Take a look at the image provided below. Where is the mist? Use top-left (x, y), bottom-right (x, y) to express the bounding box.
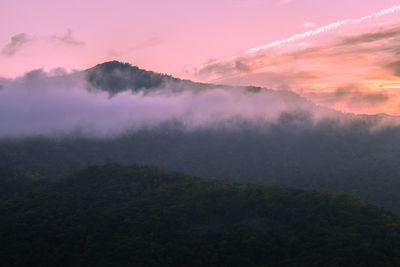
top-left (1, 64), bottom-right (399, 138)
top-left (0, 67), bottom-right (313, 137)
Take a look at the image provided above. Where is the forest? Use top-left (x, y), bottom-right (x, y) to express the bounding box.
top-left (1, 164), bottom-right (400, 266)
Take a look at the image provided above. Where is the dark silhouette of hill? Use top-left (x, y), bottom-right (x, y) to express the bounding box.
top-left (85, 61), bottom-right (318, 110)
top-left (86, 61), bottom-right (219, 94)
top-left (1, 164), bottom-right (400, 266)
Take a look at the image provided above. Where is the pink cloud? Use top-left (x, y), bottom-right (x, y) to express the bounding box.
top-left (195, 11), bottom-right (400, 115)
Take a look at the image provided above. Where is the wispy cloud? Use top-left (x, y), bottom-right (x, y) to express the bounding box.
top-left (1, 33), bottom-right (34, 56)
top-left (1, 29), bottom-right (84, 56)
top-left (247, 4), bottom-right (400, 53)
top-left (52, 29), bottom-right (85, 46)
top-left (246, 25), bottom-right (400, 113)
top-left (309, 85), bottom-right (390, 106)
top-left (340, 27), bottom-right (400, 45)
top-left (195, 5), bottom-right (400, 115)
top-left (197, 4), bottom-right (400, 74)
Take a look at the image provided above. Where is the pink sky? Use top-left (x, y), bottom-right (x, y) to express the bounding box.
top-left (1, 0), bottom-right (400, 114)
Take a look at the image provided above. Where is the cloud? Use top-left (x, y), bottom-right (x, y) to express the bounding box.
top-left (197, 4), bottom-right (400, 75)
top-left (1, 29), bottom-right (84, 56)
top-left (0, 68), bottom-right (294, 137)
top-left (211, 70), bottom-right (318, 91)
top-left (341, 26), bottom-right (400, 45)
top-left (1, 33), bottom-right (34, 56)
top-left (303, 85), bottom-right (391, 114)
top-left (52, 29), bottom-right (84, 46)
top-left (235, 60), bottom-right (252, 72)
top-left (1, 64), bottom-right (400, 139)
top-left (387, 61), bottom-right (400, 76)
top-left (194, 9), bottom-right (400, 115)
top-left (247, 4), bottom-right (400, 53)
top-left (197, 25), bottom-right (400, 80)
top-left (333, 86), bottom-right (389, 104)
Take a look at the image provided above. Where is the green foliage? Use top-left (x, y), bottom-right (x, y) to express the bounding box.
top-left (1, 164), bottom-right (400, 266)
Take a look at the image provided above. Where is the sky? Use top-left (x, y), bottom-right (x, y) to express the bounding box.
top-left (1, 0), bottom-right (400, 115)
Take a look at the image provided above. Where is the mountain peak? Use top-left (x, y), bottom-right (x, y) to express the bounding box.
top-left (85, 61), bottom-right (219, 95)
top-left (90, 61), bottom-right (139, 72)
top-left (86, 61), bottom-right (173, 94)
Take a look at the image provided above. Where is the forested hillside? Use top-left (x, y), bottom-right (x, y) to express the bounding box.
top-left (1, 164), bottom-right (400, 266)
top-left (2, 118), bottom-right (400, 213)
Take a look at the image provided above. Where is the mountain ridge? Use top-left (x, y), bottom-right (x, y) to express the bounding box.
top-left (85, 61), bottom-right (400, 121)
top-left (85, 60), bottom-right (221, 95)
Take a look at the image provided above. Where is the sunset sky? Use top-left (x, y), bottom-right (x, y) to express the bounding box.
top-left (1, 0), bottom-right (400, 114)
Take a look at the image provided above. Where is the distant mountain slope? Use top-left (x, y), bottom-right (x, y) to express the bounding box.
top-left (1, 164), bottom-right (400, 266)
top-left (85, 61), bottom-right (319, 111)
top-left (2, 119), bottom-right (400, 213)
top-left (86, 61), bottom-right (219, 94)
top-left (85, 61), bottom-right (397, 120)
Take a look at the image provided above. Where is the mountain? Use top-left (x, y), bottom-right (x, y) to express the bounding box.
top-left (85, 61), bottom-right (397, 120)
top-left (1, 164), bottom-right (400, 266)
top-left (85, 61), bottom-right (319, 110)
top-left (86, 61), bottom-right (219, 94)
top-left (2, 61), bottom-right (400, 214)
